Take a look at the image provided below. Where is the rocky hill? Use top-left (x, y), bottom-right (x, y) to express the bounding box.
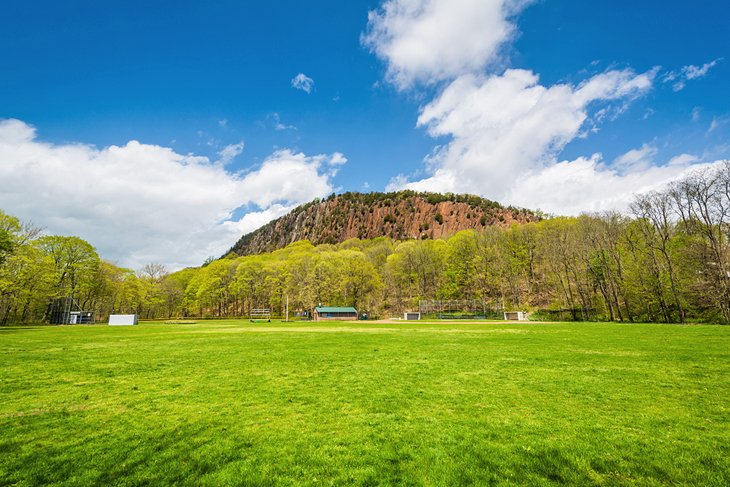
top-left (228, 191), bottom-right (541, 256)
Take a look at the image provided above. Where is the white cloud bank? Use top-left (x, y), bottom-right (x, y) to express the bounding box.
top-left (371, 0), bottom-right (721, 215)
top-left (0, 119), bottom-right (344, 269)
top-left (387, 68), bottom-right (665, 206)
top-left (506, 154), bottom-right (722, 215)
top-left (363, 0), bottom-right (530, 89)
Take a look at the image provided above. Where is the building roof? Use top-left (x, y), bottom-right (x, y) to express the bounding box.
top-left (315, 306), bottom-right (358, 313)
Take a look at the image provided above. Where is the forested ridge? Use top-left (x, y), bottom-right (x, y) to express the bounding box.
top-left (1, 162), bottom-right (729, 324)
top-left (229, 190), bottom-right (540, 256)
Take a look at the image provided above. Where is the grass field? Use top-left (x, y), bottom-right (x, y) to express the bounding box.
top-left (1, 320), bottom-right (729, 486)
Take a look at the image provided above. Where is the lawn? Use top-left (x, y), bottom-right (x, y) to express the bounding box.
top-left (1, 320), bottom-right (729, 486)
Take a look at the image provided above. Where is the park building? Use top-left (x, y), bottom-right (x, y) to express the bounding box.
top-left (313, 306), bottom-right (358, 321)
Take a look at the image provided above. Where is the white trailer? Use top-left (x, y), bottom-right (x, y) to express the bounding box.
top-left (108, 314), bottom-right (138, 326)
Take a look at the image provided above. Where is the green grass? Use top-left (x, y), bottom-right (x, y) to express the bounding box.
top-left (1, 320), bottom-right (729, 486)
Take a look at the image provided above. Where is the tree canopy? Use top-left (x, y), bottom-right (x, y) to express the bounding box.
top-left (1, 162), bottom-right (728, 324)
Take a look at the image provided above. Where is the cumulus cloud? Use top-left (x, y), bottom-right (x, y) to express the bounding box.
top-left (367, 0), bottom-right (716, 215)
top-left (239, 150), bottom-right (345, 208)
top-left (390, 68), bottom-right (655, 196)
top-left (505, 155), bottom-right (724, 215)
top-left (0, 119), bottom-right (343, 270)
top-left (362, 0), bottom-right (531, 89)
top-left (386, 66), bottom-right (712, 214)
top-left (329, 152), bottom-right (347, 165)
top-left (219, 204), bottom-right (294, 242)
top-left (291, 73), bottom-right (314, 93)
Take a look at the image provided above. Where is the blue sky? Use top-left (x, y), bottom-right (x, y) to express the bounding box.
top-left (1, 0), bottom-right (728, 269)
top-left (2, 1), bottom-right (431, 190)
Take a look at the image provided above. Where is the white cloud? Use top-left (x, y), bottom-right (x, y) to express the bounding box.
top-left (329, 152), bottom-right (347, 165)
top-left (385, 174), bottom-right (412, 192)
top-left (683, 59), bottom-right (721, 79)
top-left (239, 150), bottom-right (344, 208)
top-left (665, 58), bottom-right (722, 91)
top-left (270, 112), bottom-right (297, 131)
top-left (217, 141), bottom-right (244, 165)
top-left (667, 153), bottom-right (698, 166)
top-left (612, 144), bottom-right (657, 173)
top-left (362, 0), bottom-right (531, 89)
top-left (365, 0), bottom-right (717, 216)
top-left (0, 119), bottom-right (343, 270)
top-left (391, 68), bottom-right (655, 196)
top-left (291, 73), bottom-right (314, 93)
top-left (505, 154), bottom-right (724, 215)
top-left (219, 204), bottom-right (295, 241)
top-left (218, 119), bottom-right (228, 128)
top-left (661, 71), bottom-right (678, 83)
top-left (383, 66), bottom-right (702, 214)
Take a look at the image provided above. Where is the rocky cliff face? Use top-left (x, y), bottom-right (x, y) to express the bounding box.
top-left (228, 191), bottom-right (540, 256)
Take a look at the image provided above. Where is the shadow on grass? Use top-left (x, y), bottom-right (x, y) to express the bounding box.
top-left (1, 420), bottom-right (267, 486)
top-left (0, 326), bottom-right (47, 333)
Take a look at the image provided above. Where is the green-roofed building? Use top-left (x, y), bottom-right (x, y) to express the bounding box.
top-left (313, 306), bottom-right (358, 321)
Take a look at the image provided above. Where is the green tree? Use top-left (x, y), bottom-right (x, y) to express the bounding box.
top-left (36, 236), bottom-right (101, 301)
top-left (385, 239), bottom-right (445, 311)
top-left (0, 242), bottom-right (55, 323)
top-left (338, 249), bottom-right (382, 310)
top-left (441, 230), bottom-right (477, 300)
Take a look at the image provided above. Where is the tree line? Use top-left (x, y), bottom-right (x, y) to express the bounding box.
top-left (1, 162), bottom-right (728, 324)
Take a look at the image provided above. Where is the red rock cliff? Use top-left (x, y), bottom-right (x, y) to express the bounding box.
top-left (228, 191), bottom-right (540, 256)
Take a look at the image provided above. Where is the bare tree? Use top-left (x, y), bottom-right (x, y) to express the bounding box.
top-left (670, 163), bottom-right (730, 321)
top-left (630, 192), bottom-right (685, 323)
top-left (139, 263), bottom-right (168, 282)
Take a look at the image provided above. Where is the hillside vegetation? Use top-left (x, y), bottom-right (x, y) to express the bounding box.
top-left (1, 163), bottom-right (728, 324)
top-left (229, 191), bottom-right (540, 256)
